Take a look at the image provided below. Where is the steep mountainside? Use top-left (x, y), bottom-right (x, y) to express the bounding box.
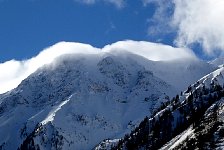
top-left (106, 50), bottom-right (216, 91)
top-left (109, 66), bottom-right (224, 150)
top-left (0, 51), bottom-right (217, 150)
top-left (0, 53), bottom-right (176, 150)
top-left (143, 59), bottom-right (216, 91)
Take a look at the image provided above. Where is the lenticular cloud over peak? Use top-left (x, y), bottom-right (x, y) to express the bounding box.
top-left (103, 40), bottom-right (196, 61)
top-left (0, 42), bottom-right (100, 94)
top-left (0, 40), bottom-right (196, 94)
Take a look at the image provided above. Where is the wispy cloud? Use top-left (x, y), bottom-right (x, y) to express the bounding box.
top-left (144, 0), bottom-right (224, 56)
top-left (143, 0), bottom-right (175, 41)
top-left (105, 21), bottom-right (116, 34)
top-left (0, 40), bottom-right (196, 94)
top-left (74, 0), bottom-right (125, 8)
top-left (172, 0), bottom-right (224, 55)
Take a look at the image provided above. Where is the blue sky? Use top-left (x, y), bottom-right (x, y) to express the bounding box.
top-left (0, 0), bottom-right (224, 62)
top-left (0, 0), bottom-right (156, 62)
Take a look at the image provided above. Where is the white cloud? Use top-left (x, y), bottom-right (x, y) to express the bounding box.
top-left (145, 0), bottom-right (224, 55)
top-left (143, 0), bottom-right (174, 37)
top-left (0, 42), bottom-right (100, 94)
top-left (0, 40), bottom-right (196, 94)
top-left (103, 40), bottom-right (196, 61)
top-left (172, 0), bottom-right (224, 55)
top-left (74, 0), bottom-right (125, 8)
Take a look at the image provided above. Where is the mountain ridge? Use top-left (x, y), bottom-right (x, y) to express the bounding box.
top-left (108, 63), bottom-right (224, 150)
top-left (0, 50), bottom-right (219, 150)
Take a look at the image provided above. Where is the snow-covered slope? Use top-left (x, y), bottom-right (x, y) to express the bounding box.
top-left (143, 58), bottom-right (216, 91)
top-left (108, 65), bottom-right (224, 150)
top-left (102, 50), bottom-right (216, 91)
top-left (0, 52), bottom-right (178, 150)
top-left (161, 66), bottom-right (224, 150)
top-left (0, 48), bottom-right (217, 150)
top-left (160, 98), bottom-right (224, 150)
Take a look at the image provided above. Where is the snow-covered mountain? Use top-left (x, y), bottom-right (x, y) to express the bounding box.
top-left (0, 47), bottom-right (217, 150)
top-left (162, 66), bottom-right (224, 150)
top-left (139, 58), bottom-right (216, 91)
top-left (109, 64), bottom-right (224, 150)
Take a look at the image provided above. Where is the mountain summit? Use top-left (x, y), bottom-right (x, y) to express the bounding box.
top-left (0, 46), bottom-right (217, 150)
